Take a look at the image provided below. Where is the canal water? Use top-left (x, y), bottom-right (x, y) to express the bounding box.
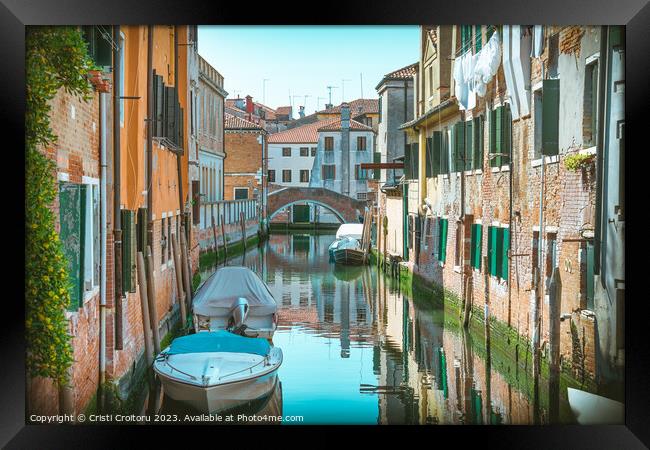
top-left (154, 231), bottom-right (602, 425)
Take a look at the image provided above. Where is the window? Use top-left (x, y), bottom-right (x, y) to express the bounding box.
top-left (58, 183), bottom-right (101, 298)
top-left (474, 25), bottom-right (483, 52)
top-left (322, 165), bottom-right (335, 180)
top-left (268, 169), bottom-right (275, 183)
top-left (324, 136), bottom-right (334, 151)
top-left (460, 25), bottom-right (473, 53)
top-left (355, 164), bottom-right (368, 180)
top-left (437, 218), bottom-right (448, 262)
top-left (282, 147), bottom-right (291, 157)
top-left (357, 136), bottom-right (367, 151)
top-left (81, 26), bottom-right (113, 67)
top-left (425, 132), bottom-right (442, 178)
top-left (404, 143), bottom-right (419, 179)
top-left (356, 192), bottom-right (368, 200)
top-left (234, 187), bottom-right (248, 199)
top-left (541, 79), bottom-right (560, 156)
top-left (300, 147), bottom-right (309, 157)
top-left (583, 57), bottom-right (599, 148)
top-left (282, 170), bottom-right (292, 183)
top-left (470, 223), bottom-right (482, 270)
top-left (311, 147), bottom-right (317, 156)
top-left (533, 89), bottom-right (543, 159)
top-left (452, 122), bottom-right (465, 172)
top-left (487, 225), bottom-right (510, 281)
top-left (548, 33), bottom-right (559, 79)
top-left (161, 217), bottom-right (167, 265)
top-left (473, 115), bottom-right (484, 170)
top-left (167, 216), bottom-right (172, 261)
top-left (489, 104), bottom-right (512, 167)
top-left (300, 170), bottom-right (310, 183)
top-left (441, 128), bottom-right (451, 174)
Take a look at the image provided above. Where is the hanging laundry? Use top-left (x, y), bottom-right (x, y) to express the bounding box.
top-left (453, 50), bottom-right (475, 110)
top-left (473, 31), bottom-right (501, 98)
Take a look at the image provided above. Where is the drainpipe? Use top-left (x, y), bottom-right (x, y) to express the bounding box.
top-left (99, 91), bottom-right (108, 387)
top-left (113, 25), bottom-right (123, 350)
top-left (146, 25), bottom-right (154, 247)
top-left (594, 26), bottom-right (608, 275)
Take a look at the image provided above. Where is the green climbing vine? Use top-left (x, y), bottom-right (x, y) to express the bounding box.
top-left (26, 26), bottom-right (96, 384)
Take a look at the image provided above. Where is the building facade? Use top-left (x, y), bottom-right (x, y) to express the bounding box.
top-left (389, 25), bottom-right (624, 390)
top-left (310, 103), bottom-right (375, 204)
top-left (223, 113), bottom-right (268, 220)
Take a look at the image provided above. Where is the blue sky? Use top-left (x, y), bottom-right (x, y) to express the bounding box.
top-left (198, 26), bottom-right (419, 116)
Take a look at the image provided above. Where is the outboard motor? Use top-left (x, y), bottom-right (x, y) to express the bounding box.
top-left (228, 297), bottom-right (249, 335)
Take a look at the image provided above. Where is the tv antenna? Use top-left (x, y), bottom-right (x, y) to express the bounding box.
top-left (326, 86), bottom-right (338, 106)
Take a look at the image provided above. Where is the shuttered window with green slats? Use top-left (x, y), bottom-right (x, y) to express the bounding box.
top-left (438, 218), bottom-right (448, 262)
top-left (425, 137), bottom-right (434, 178)
top-left (453, 122), bottom-right (465, 173)
top-left (404, 143), bottom-right (412, 179)
top-left (474, 25), bottom-right (483, 52)
top-left (470, 223), bottom-right (482, 270)
top-left (487, 225), bottom-right (509, 280)
top-left (411, 143), bottom-right (419, 180)
top-left (465, 120), bottom-right (473, 170)
top-left (432, 131), bottom-right (442, 177)
top-left (542, 79), bottom-right (560, 156)
top-left (473, 116), bottom-right (484, 171)
top-left (489, 105), bottom-right (512, 167)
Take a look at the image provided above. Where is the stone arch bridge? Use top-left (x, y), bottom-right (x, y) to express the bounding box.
top-left (267, 187), bottom-right (366, 223)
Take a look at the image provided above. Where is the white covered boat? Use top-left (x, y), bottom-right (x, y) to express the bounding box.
top-left (329, 223), bottom-right (365, 262)
top-left (154, 331), bottom-right (283, 413)
top-left (567, 387), bottom-right (624, 425)
top-left (193, 266), bottom-right (278, 339)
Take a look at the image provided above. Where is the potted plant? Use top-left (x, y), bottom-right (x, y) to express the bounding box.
top-left (564, 152), bottom-right (596, 172)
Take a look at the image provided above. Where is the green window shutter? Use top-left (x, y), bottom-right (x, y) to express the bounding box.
top-left (432, 131), bottom-right (442, 176)
top-left (59, 183), bottom-right (83, 310)
top-left (465, 120), bottom-right (473, 170)
top-left (494, 106), bottom-right (504, 167)
top-left (502, 104), bottom-right (512, 165)
top-left (472, 223), bottom-right (482, 269)
top-left (489, 107), bottom-right (497, 167)
top-left (475, 26), bottom-right (482, 52)
top-left (425, 137), bottom-right (433, 178)
top-left (542, 79), bottom-right (560, 156)
top-left (501, 227), bottom-right (510, 281)
top-left (453, 122), bottom-right (465, 172)
top-left (489, 226), bottom-right (499, 276)
top-left (404, 143), bottom-right (412, 179)
top-left (137, 207), bottom-right (148, 253)
top-left (473, 116), bottom-right (483, 171)
top-left (121, 210), bottom-right (136, 293)
top-left (439, 218), bottom-right (448, 262)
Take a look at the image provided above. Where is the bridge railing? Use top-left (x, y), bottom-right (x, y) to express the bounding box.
top-left (198, 198), bottom-right (259, 230)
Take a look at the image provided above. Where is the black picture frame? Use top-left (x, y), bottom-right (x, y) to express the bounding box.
top-left (2, 0), bottom-right (645, 447)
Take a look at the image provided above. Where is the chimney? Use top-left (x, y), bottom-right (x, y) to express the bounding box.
top-left (341, 102), bottom-right (350, 197)
top-left (299, 105), bottom-right (305, 118)
top-left (325, 103), bottom-right (333, 110)
top-left (245, 95), bottom-right (254, 115)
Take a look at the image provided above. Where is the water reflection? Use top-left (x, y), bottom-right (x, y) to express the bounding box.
top-left (184, 232), bottom-right (602, 425)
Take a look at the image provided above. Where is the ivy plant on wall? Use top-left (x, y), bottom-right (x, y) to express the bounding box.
top-left (25, 26), bottom-right (95, 385)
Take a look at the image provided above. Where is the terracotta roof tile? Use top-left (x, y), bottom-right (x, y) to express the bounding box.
top-left (317, 118), bottom-right (373, 132)
top-left (384, 62), bottom-right (418, 80)
top-left (224, 113), bottom-right (264, 130)
top-left (317, 98), bottom-right (379, 115)
top-left (275, 106), bottom-right (292, 116)
top-left (268, 118), bottom-right (337, 143)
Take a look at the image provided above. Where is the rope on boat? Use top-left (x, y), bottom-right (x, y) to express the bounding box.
top-left (218, 355), bottom-right (271, 381)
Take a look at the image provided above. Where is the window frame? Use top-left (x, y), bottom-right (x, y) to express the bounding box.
top-left (234, 187), bottom-right (249, 200)
top-left (282, 147), bottom-right (291, 157)
top-left (282, 169), bottom-right (292, 183)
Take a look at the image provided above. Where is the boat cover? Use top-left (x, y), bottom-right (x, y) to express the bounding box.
top-left (335, 223), bottom-right (364, 240)
top-left (335, 236), bottom-right (360, 250)
top-left (166, 330), bottom-right (270, 357)
top-left (193, 266), bottom-right (277, 317)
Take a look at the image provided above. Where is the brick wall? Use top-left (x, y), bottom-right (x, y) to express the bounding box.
top-left (224, 132), bottom-right (264, 201)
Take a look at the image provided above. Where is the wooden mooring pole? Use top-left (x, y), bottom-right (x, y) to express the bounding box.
top-left (240, 211), bottom-right (246, 251)
top-left (136, 251), bottom-right (154, 366)
top-left (180, 231), bottom-right (193, 308)
top-left (171, 233), bottom-right (187, 329)
top-left (220, 214), bottom-right (228, 260)
top-left (145, 246), bottom-right (161, 355)
top-left (211, 203), bottom-right (218, 262)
